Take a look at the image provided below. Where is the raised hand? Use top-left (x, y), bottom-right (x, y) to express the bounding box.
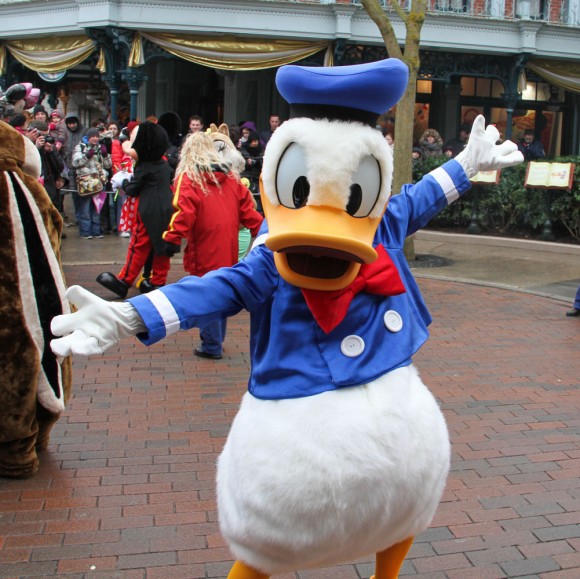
top-left (455, 115), bottom-right (524, 178)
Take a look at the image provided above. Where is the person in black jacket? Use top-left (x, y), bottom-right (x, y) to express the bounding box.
top-left (240, 131), bottom-right (264, 212)
top-left (517, 129), bottom-right (545, 161)
top-left (96, 121), bottom-right (174, 298)
top-left (27, 120), bottom-right (65, 214)
top-left (158, 111), bottom-right (183, 179)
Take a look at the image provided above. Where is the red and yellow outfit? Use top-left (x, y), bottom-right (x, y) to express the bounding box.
top-left (163, 170), bottom-right (263, 276)
top-left (163, 168), bottom-right (263, 356)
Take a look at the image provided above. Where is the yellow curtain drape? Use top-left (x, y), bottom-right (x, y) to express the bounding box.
top-left (129, 34), bottom-right (145, 67)
top-left (2, 36), bottom-right (95, 73)
top-left (527, 59), bottom-right (580, 94)
top-left (131, 32), bottom-right (329, 71)
top-left (323, 45), bottom-right (334, 67)
top-left (0, 45), bottom-right (6, 76)
top-left (96, 48), bottom-right (106, 74)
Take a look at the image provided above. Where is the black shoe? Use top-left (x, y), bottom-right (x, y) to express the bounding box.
top-left (194, 347), bottom-right (222, 360)
top-left (566, 308), bottom-right (580, 317)
top-left (96, 272), bottom-right (129, 299)
top-left (139, 279), bottom-right (163, 294)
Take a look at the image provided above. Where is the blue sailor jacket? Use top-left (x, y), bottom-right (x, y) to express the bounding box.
top-left (129, 160), bottom-right (471, 400)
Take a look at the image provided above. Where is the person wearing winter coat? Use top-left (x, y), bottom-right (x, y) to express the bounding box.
top-left (71, 128), bottom-right (112, 238)
top-left (236, 120), bottom-right (259, 150)
top-left (27, 120), bottom-right (65, 216)
top-left (419, 128), bottom-right (444, 159)
top-left (96, 121), bottom-right (174, 298)
top-left (517, 129), bottom-right (545, 161)
top-left (48, 110), bottom-right (66, 148)
top-left (240, 131), bottom-right (264, 212)
top-left (161, 131), bottom-right (263, 359)
top-left (62, 113), bottom-right (88, 223)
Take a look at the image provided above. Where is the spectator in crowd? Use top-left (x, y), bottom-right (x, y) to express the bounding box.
top-left (443, 145), bottom-right (454, 158)
top-left (160, 131), bottom-right (263, 359)
top-left (260, 113), bottom-right (281, 147)
top-left (103, 121), bottom-right (123, 233)
top-left (445, 123), bottom-right (471, 157)
top-left (87, 120), bottom-right (115, 233)
top-left (8, 113), bottom-right (28, 135)
top-left (26, 120), bottom-right (65, 222)
top-left (240, 131), bottom-right (264, 212)
top-left (48, 110), bottom-right (66, 148)
top-left (96, 121), bottom-right (173, 297)
top-left (237, 121), bottom-right (258, 150)
top-left (62, 113), bottom-right (88, 224)
top-left (32, 104), bottom-right (49, 124)
top-left (419, 128), bottom-right (444, 158)
top-left (411, 147), bottom-right (422, 183)
top-left (115, 121), bottom-right (140, 238)
top-left (107, 121), bottom-right (120, 139)
top-left (158, 111), bottom-right (183, 178)
top-left (71, 127), bottom-right (112, 239)
top-left (54, 172), bottom-right (73, 228)
top-left (384, 131), bottom-right (394, 153)
top-left (188, 115), bottom-right (204, 134)
top-left (517, 129), bottom-right (545, 161)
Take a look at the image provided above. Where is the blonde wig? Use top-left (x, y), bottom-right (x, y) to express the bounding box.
top-left (175, 131), bottom-right (232, 193)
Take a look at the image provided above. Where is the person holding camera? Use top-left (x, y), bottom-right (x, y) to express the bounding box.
top-left (26, 120), bottom-right (65, 218)
top-left (240, 131), bottom-right (264, 213)
top-left (71, 128), bottom-right (112, 239)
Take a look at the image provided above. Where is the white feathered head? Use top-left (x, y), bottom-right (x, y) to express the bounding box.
top-left (260, 59), bottom-right (408, 291)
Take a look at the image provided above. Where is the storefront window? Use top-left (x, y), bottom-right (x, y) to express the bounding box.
top-left (417, 80), bottom-right (432, 94)
top-left (461, 77), bottom-right (506, 98)
top-left (512, 109), bottom-right (563, 156)
top-left (460, 105), bottom-right (483, 128)
top-left (521, 81), bottom-right (550, 102)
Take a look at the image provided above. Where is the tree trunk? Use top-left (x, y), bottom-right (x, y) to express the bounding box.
top-left (359, 0), bottom-right (426, 262)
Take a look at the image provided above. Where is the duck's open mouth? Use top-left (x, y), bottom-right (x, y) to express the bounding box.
top-left (281, 247), bottom-right (363, 279)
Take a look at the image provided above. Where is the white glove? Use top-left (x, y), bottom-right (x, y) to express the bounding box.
top-left (455, 115), bottom-right (524, 178)
top-left (51, 285), bottom-right (146, 356)
top-left (111, 170), bottom-right (132, 191)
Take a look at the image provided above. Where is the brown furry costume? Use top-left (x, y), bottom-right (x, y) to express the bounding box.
top-left (0, 120), bottom-right (72, 478)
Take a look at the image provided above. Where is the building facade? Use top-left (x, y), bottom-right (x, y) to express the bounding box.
top-left (1, 0), bottom-right (579, 154)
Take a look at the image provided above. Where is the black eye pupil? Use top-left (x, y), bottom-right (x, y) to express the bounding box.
top-left (346, 184), bottom-right (362, 216)
top-left (292, 176), bottom-right (310, 208)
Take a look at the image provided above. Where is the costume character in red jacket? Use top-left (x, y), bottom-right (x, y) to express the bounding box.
top-left (162, 131), bottom-right (263, 359)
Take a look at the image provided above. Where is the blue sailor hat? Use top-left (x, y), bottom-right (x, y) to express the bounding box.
top-left (276, 58), bottom-right (409, 126)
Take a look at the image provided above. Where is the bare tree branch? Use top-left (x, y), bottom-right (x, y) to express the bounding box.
top-left (359, 0), bottom-right (403, 59)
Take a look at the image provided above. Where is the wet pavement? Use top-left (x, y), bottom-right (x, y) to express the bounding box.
top-left (0, 219), bottom-right (579, 578)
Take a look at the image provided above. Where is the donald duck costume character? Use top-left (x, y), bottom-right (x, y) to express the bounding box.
top-left (51, 59), bottom-right (523, 578)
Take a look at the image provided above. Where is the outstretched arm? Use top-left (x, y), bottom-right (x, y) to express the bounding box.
top-left (51, 246), bottom-right (278, 355)
top-left (383, 115), bottom-right (524, 242)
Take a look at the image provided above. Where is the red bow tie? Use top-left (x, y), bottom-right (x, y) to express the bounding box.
top-left (301, 244), bottom-right (406, 334)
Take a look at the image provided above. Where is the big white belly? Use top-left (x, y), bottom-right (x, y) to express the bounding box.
top-left (217, 364), bottom-right (450, 574)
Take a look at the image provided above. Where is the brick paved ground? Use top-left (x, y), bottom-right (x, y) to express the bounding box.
top-left (0, 265), bottom-right (578, 578)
